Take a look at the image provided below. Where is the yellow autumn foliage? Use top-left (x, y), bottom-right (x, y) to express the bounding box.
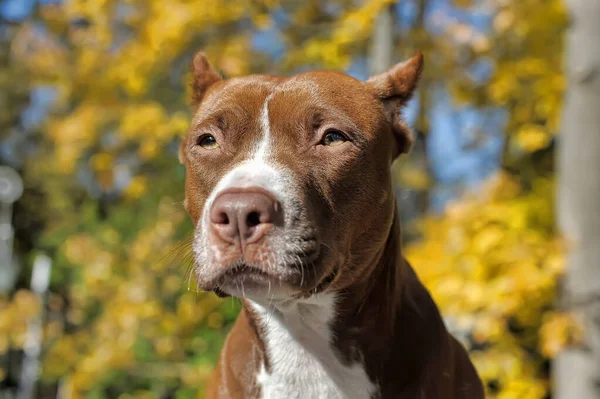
top-left (41, 201), bottom-right (230, 398)
top-left (0, 0), bottom-right (572, 397)
top-left (407, 174), bottom-right (575, 397)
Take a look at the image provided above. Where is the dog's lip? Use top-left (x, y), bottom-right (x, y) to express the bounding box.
top-left (206, 243), bottom-right (328, 296)
top-left (213, 263), bottom-right (298, 298)
top-left (223, 263), bottom-right (272, 281)
top-left (216, 263), bottom-right (292, 288)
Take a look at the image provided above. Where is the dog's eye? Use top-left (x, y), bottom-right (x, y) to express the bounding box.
top-left (320, 130), bottom-right (347, 146)
top-left (197, 134), bottom-right (219, 150)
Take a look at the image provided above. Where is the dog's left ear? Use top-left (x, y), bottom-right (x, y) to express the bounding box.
top-left (366, 52), bottom-right (424, 156)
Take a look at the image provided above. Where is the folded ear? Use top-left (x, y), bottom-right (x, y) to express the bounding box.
top-left (191, 52), bottom-right (222, 106)
top-left (366, 52), bottom-right (424, 156)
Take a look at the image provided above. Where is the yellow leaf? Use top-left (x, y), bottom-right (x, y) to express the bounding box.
top-left (540, 312), bottom-right (583, 357)
top-left (207, 312), bottom-right (224, 329)
top-left (515, 124), bottom-right (551, 152)
top-left (90, 152), bottom-right (113, 172)
top-left (124, 176), bottom-right (148, 200)
top-left (398, 168), bottom-right (431, 190)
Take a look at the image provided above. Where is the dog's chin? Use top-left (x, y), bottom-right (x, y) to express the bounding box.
top-left (216, 266), bottom-right (298, 302)
top-left (202, 260), bottom-right (339, 303)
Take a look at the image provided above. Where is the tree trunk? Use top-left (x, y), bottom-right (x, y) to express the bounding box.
top-left (554, 0), bottom-right (600, 398)
top-left (369, 4), bottom-right (394, 75)
top-left (412, 0), bottom-right (431, 215)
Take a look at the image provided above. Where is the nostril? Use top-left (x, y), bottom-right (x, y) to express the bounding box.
top-left (215, 212), bottom-right (229, 225)
top-left (210, 190), bottom-right (281, 244)
top-left (246, 211), bottom-right (261, 228)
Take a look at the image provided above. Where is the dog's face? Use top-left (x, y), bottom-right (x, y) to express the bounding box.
top-left (180, 53), bottom-right (423, 303)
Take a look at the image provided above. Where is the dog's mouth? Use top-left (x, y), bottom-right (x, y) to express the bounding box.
top-left (222, 263), bottom-right (274, 285)
top-left (209, 248), bottom-right (336, 300)
top-left (211, 261), bottom-right (300, 299)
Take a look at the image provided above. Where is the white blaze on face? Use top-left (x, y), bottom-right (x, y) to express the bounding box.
top-left (194, 92), bottom-right (295, 281)
top-left (201, 92), bottom-right (282, 218)
top-left (255, 93), bottom-right (273, 162)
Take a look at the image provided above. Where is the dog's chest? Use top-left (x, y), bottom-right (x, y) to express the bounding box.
top-left (250, 295), bottom-right (376, 399)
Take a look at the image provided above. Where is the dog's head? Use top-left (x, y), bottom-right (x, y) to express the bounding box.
top-left (179, 52), bottom-right (423, 304)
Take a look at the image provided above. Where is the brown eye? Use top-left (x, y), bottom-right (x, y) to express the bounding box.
top-left (198, 134), bottom-right (219, 150)
top-left (320, 130), bottom-right (348, 146)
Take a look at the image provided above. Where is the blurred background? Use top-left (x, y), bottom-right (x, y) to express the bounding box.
top-left (1, 0), bottom-right (599, 398)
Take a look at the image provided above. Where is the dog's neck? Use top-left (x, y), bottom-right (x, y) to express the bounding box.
top-left (245, 205), bottom-right (407, 397)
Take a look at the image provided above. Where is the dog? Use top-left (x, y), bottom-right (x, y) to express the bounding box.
top-left (178, 50), bottom-right (485, 398)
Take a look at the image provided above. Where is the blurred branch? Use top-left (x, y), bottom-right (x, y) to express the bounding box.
top-left (17, 254), bottom-right (52, 399)
top-left (369, 4), bottom-right (394, 75)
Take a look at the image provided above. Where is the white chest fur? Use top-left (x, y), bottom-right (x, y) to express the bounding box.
top-left (250, 294), bottom-right (376, 399)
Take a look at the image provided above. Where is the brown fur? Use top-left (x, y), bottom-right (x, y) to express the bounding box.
top-left (180, 52), bottom-right (484, 398)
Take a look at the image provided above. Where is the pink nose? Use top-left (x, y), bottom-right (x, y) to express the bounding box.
top-left (209, 189), bottom-right (282, 246)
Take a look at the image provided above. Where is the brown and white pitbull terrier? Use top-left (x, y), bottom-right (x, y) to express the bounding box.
top-left (179, 51), bottom-right (485, 399)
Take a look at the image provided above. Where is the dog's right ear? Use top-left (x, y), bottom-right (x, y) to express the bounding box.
top-left (191, 52), bottom-right (222, 106)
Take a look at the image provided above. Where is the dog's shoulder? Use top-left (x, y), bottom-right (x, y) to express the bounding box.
top-left (206, 308), bottom-right (264, 399)
top-left (385, 261), bottom-right (485, 398)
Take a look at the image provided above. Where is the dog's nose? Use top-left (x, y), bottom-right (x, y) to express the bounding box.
top-left (209, 189), bottom-right (282, 245)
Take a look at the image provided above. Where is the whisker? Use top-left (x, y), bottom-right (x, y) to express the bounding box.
top-left (163, 207), bottom-right (188, 219)
top-left (266, 292), bottom-right (275, 327)
top-left (187, 267), bottom-right (193, 291)
top-left (179, 256), bottom-right (200, 293)
top-left (178, 253), bottom-right (196, 282)
top-left (161, 239), bottom-right (194, 270)
top-left (158, 235), bottom-right (193, 262)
